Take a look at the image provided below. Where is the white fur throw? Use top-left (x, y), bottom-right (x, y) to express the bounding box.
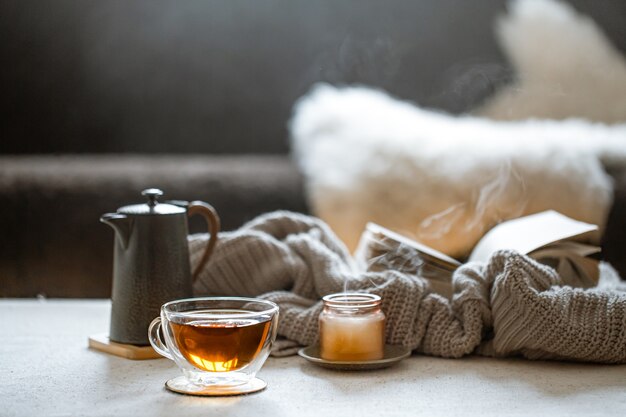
top-left (477, 0), bottom-right (626, 122)
top-left (291, 85), bottom-right (624, 257)
top-left (290, 0), bottom-right (626, 257)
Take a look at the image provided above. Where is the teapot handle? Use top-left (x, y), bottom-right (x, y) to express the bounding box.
top-left (187, 201), bottom-right (221, 282)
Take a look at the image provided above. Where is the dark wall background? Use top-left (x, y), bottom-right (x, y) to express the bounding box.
top-left (1, 0), bottom-right (625, 154)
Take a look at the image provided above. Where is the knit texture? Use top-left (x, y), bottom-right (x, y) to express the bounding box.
top-left (190, 211), bottom-right (626, 363)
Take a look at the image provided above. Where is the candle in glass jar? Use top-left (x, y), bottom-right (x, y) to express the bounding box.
top-left (319, 293), bottom-right (385, 361)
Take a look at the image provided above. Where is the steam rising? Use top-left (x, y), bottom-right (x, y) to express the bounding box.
top-left (418, 160), bottom-right (527, 252)
top-left (366, 242), bottom-right (424, 275)
top-left (315, 35), bottom-right (401, 89)
top-left (351, 228), bottom-right (424, 293)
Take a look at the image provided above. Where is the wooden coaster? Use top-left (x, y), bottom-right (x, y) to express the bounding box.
top-left (88, 333), bottom-right (162, 360)
top-left (165, 376), bottom-right (267, 396)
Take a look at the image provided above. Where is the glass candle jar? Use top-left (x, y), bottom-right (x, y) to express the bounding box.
top-left (319, 293), bottom-right (386, 361)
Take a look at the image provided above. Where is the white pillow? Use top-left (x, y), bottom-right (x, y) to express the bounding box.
top-left (290, 84), bottom-right (625, 257)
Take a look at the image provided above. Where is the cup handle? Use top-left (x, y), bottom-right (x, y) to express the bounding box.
top-left (148, 317), bottom-right (173, 360)
top-left (188, 201), bottom-right (221, 282)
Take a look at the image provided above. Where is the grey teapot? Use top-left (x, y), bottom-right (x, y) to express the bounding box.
top-left (101, 188), bottom-right (220, 345)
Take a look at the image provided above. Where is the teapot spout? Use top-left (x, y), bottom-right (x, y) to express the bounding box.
top-left (100, 213), bottom-right (131, 249)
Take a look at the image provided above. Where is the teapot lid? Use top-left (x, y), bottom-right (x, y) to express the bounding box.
top-left (117, 188), bottom-right (186, 216)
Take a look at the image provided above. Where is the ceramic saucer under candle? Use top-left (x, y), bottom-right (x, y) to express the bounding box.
top-left (298, 345), bottom-right (411, 371)
top-left (165, 376), bottom-right (267, 397)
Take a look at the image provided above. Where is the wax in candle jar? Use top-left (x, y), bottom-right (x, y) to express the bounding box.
top-left (319, 293), bottom-right (385, 361)
top-left (320, 314), bottom-right (385, 361)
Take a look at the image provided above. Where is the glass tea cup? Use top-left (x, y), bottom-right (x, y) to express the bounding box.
top-left (148, 297), bottom-right (279, 388)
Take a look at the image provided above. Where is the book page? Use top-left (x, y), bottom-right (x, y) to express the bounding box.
top-left (536, 241), bottom-right (601, 257)
top-left (364, 223), bottom-right (461, 269)
top-left (468, 211), bottom-right (599, 263)
top-left (530, 249), bottom-right (599, 287)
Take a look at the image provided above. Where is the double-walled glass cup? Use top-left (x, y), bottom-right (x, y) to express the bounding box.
top-left (149, 297), bottom-right (279, 387)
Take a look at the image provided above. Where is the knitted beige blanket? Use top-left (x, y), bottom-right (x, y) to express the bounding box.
top-left (189, 211), bottom-right (626, 363)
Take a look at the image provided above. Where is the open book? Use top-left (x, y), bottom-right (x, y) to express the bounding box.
top-left (355, 211), bottom-right (600, 297)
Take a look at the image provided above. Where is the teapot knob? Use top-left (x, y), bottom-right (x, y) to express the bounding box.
top-left (141, 188), bottom-right (163, 207)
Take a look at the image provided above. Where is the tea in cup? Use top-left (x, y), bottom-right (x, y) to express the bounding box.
top-left (149, 297), bottom-right (279, 393)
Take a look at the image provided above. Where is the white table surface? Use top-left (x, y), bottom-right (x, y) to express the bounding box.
top-left (1, 299), bottom-right (625, 417)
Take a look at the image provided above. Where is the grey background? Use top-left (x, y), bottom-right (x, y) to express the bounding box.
top-left (1, 1), bottom-right (625, 297)
top-left (2, 0), bottom-right (624, 155)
